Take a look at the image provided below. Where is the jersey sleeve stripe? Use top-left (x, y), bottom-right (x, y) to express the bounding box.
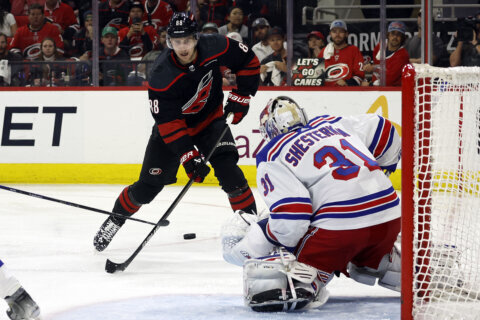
top-left (266, 222), bottom-right (279, 242)
top-left (148, 72), bottom-right (186, 92)
top-left (372, 119), bottom-right (393, 157)
top-left (245, 56), bottom-right (260, 68)
top-left (199, 36), bottom-right (230, 66)
top-left (269, 213), bottom-right (312, 220)
top-left (271, 203), bottom-right (313, 214)
top-left (377, 125), bottom-right (396, 159)
top-left (269, 197), bottom-right (312, 211)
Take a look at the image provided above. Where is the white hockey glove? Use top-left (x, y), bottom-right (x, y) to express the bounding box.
top-left (221, 210), bottom-right (274, 266)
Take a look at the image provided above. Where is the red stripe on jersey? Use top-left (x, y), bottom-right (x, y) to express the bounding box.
top-left (158, 125), bottom-right (188, 144)
top-left (236, 69), bottom-right (260, 76)
top-left (272, 203), bottom-right (313, 214)
top-left (148, 71), bottom-right (187, 92)
top-left (186, 104), bottom-right (223, 136)
top-left (374, 120), bottom-right (393, 157)
top-left (245, 56), bottom-right (260, 68)
top-left (157, 119), bottom-right (187, 136)
top-left (199, 36), bottom-right (230, 66)
top-left (157, 119), bottom-right (189, 143)
top-left (266, 223), bottom-right (279, 242)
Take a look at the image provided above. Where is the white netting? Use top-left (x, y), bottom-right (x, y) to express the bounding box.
top-left (411, 65), bottom-right (480, 319)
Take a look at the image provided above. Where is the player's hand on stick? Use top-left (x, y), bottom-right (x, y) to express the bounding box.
top-left (224, 90), bottom-right (251, 124)
top-left (180, 149), bottom-right (210, 182)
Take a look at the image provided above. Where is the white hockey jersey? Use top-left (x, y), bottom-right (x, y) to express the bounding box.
top-left (255, 114), bottom-right (401, 251)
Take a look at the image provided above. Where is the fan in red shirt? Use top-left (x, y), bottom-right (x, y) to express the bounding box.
top-left (10, 3), bottom-right (64, 60)
top-left (142, 0), bottom-right (173, 30)
top-left (118, 1), bottom-right (157, 59)
top-left (43, 0), bottom-right (79, 38)
top-left (318, 20), bottom-right (365, 87)
top-left (364, 21), bottom-right (410, 87)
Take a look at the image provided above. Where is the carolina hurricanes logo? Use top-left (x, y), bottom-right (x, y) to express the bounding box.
top-left (325, 63), bottom-right (350, 82)
top-left (129, 44), bottom-right (144, 58)
top-left (182, 70), bottom-right (213, 114)
top-left (24, 43), bottom-right (41, 60)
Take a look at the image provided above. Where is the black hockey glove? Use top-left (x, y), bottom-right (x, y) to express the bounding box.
top-left (180, 149), bottom-right (211, 183)
top-left (224, 91), bottom-right (251, 124)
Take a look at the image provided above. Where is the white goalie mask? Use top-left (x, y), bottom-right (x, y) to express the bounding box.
top-left (259, 96), bottom-right (308, 141)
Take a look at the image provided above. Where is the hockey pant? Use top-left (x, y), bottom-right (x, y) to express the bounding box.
top-left (294, 218), bottom-right (401, 285)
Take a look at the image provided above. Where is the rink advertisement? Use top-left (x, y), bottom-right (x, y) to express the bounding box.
top-left (0, 88), bottom-right (401, 187)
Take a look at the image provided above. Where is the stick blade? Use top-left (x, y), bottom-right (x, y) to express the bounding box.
top-left (105, 259), bottom-right (124, 274)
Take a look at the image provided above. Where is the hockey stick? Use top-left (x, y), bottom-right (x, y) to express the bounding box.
top-left (105, 122), bottom-right (231, 273)
top-left (0, 185), bottom-right (167, 227)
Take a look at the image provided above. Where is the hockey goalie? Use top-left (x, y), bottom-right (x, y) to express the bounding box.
top-left (221, 96), bottom-right (402, 312)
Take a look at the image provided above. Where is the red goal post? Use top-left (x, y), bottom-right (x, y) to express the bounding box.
top-left (401, 64), bottom-right (480, 320)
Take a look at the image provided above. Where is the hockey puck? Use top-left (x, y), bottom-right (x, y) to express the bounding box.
top-left (183, 233), bottom-right (196, 240)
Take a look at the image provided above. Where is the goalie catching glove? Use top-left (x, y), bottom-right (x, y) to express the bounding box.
top-left (224, 91), bottom-right (251, 124)
top-left (180, 149), bottom-right (210, 183)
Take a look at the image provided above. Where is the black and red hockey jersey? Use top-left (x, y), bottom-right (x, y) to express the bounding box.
top-left (148, 33), bottom-right (260, 157)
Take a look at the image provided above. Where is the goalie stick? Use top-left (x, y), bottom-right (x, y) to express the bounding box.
top-left (105, 119), bottom-right (232, 273)
top-left (0, 185), bottom-right (166, 227)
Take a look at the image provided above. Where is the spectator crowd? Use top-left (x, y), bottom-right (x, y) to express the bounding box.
top-left (0, 0), bottom-right (478, 87)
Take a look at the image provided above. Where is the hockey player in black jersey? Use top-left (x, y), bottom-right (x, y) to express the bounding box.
top-left (94, 12), bottom-right (260, 252)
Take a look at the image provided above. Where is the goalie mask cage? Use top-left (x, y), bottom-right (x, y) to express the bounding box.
top-left (401, 64), bottom-right (480, 320)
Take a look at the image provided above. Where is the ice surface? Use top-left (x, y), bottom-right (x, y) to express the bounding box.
top-left (0, 185), bottom-right (400, 320)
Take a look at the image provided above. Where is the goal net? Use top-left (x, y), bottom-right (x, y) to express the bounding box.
top-left (401, 64), bottom-right (480, 320)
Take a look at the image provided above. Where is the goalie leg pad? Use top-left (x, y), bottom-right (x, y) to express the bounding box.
top-left (243, 251), bottom-right (327, 312)
top-left (348, 245), bottom-right (401, 292)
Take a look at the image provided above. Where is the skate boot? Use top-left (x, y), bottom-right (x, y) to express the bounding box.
top-left (5, 287), bottom-right (40, 320)
top-left (93, 216), bottom-right (125, 252)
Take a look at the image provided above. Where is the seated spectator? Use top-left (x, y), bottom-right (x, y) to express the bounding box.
top-left (43, 0), bottom-right (78, 37)
top-left (72, 10), bottom-right (92, 60)
top-left (10, 0), bottom-right (41, 16)
top-left (364, 21), bottom-right (409, 86)
top-left (0, 4), bottom-right (17, 37)
top-left (0, 32), bottom-right (23, 86)
top-left (29, 37), bottom-right (67, 86)
top-left (119, 1), bottom-right (157, 60)
top-left (155, 26), bottom-right (167, 51)
top-left (307, 30), bottom-right (325, 58)
top-left (10, 3), bottom-right (64, 60)
top-left (260, 26), bottom-right (286, 86)
top-left (450, 11), bottom-right (480, 67)
top-left (143, 0), bottom-right (174, 31)
top-left (99, 26), bottom-right (129, 86)
top-left (251, 17), bottom-right (271, 62)
top-left (318, 20), bottom-right (365, 87)
top-left (201, 21), bottom-right (218, 34)
top-left (404, 10), bottom-right (446, 66)
top-left (218, 6), bottom-right (248, 43)
top-left (199, 0), bottom-right (228, 28)
top-left (99, 0), bottom-right (130, 31)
